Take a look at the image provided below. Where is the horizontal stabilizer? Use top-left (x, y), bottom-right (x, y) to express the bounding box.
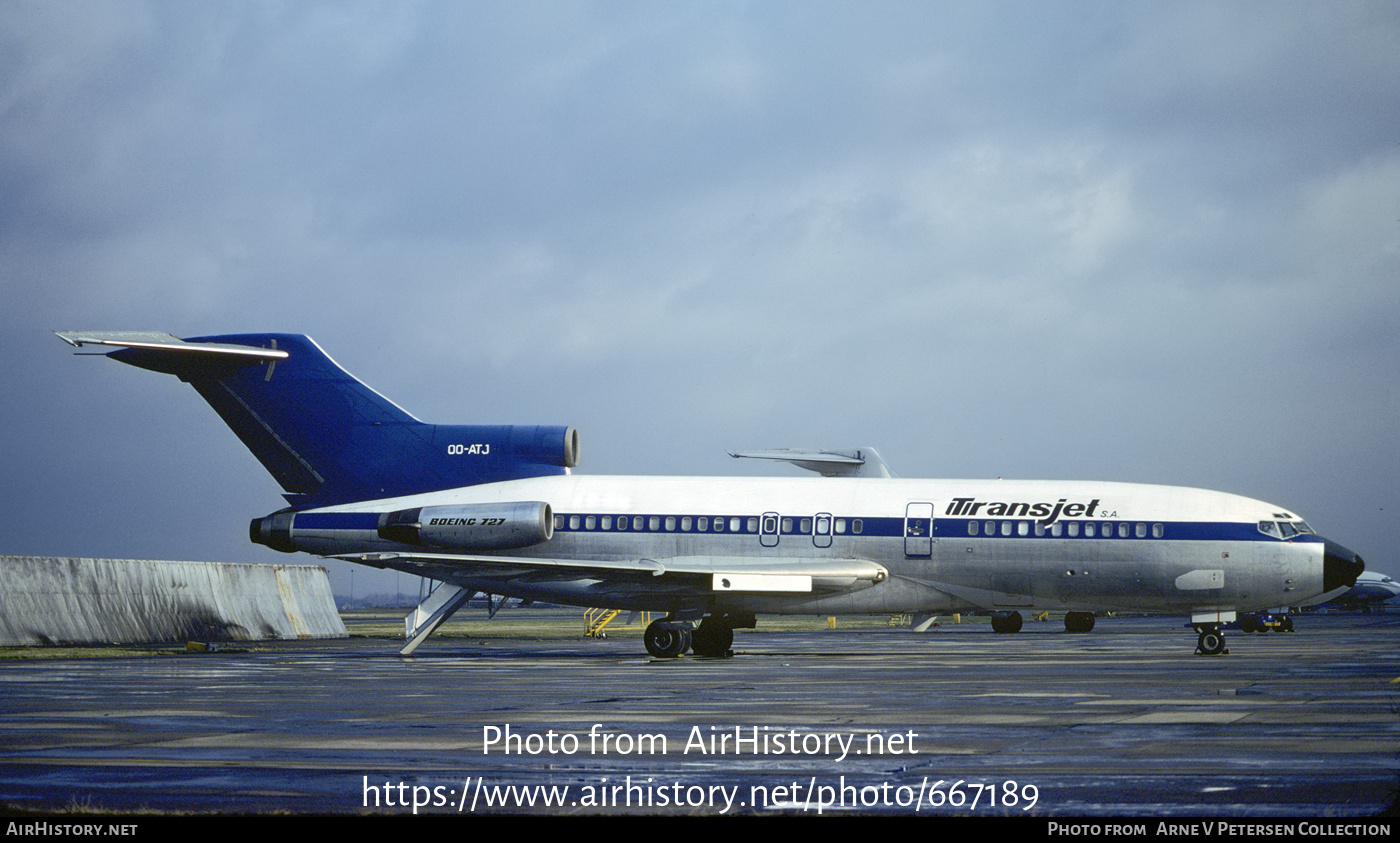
top-left (55, 331), bottom-right (288, 380)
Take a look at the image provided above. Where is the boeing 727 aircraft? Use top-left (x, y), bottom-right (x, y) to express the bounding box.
top-left (57, 331), bottom-right (1364, 658)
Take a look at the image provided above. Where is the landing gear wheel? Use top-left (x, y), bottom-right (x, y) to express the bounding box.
top-left (991, 611), bottom-right (1023, 633)
top-left (1196, 628), bottom-right (1227, 656)
top-left (644, 621), bottom-right (692, 658)
top-left (691, 619), bottom-right (735, 658)
top-left (1280, 616), bottom-right (1294, 632)
top-left (1239, 615), bottom-right (1257, 633)
top-left (1064, 611), bottom-right (1095, 633)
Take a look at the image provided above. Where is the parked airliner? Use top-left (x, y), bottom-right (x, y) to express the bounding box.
top-left (57, 331), bottom-right (1364, 658)
top-left (1302, 571), bottom-right (1400, 611)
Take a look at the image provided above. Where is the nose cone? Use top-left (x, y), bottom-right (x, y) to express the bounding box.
top-left (1322, 540), bottom-right (1365, 593)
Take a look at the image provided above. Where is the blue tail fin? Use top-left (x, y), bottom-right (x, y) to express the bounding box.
top-left (76, 332), bottom-right (578, 507)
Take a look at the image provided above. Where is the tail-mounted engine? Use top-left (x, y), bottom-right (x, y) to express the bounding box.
top-left (251, 501), bottom-right (553, 554)
top-left (378, 502), bottom-right (553, 550)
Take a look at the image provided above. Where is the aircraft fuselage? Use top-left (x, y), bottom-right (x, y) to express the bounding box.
top-left (270, 474), bottom-right (1338, 622)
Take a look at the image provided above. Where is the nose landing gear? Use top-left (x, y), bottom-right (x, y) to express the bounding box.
top-left (1194, 625), bottom-right (1229, 656)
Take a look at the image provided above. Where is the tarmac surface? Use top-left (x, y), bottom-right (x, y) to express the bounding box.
top-left (1, 612), bottom-right (1397, 817)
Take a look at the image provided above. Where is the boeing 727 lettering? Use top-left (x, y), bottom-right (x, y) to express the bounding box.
top-left (57, 331), bottom-right (1364, 657)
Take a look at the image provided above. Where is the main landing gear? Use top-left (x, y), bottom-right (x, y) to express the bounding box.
top-left (991, 611), bottom-right (1097, 633)
top-left (643, 613), bottom-right (752, 658)
top-left (1064, 611), bottom-right (1096, 633)
top-left (643, 620), bottom-right (691, 658)
top-left (990, 611), bottom-right (1023, 633)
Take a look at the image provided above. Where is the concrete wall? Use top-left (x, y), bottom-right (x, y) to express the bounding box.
top-left (0, 557), bottom-right (347, 646)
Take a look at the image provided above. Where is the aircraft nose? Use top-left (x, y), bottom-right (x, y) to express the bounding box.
top-left (1322, 539), bottom-right (1364, 593)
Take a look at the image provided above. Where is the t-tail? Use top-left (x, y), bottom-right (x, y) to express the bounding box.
top-left (55, 332), bottom-right (579, 509)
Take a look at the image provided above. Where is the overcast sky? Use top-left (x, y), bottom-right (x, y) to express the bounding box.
top-left (2, 1), bottom-right (1396, 601)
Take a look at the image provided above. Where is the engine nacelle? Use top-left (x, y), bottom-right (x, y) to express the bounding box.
top-left (251, 501), bottom-right (554, 554)
top-left (378, 501), bottom-right (553, 550)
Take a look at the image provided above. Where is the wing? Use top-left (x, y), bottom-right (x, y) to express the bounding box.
top-left (332, 551), bottom-right (888, 597)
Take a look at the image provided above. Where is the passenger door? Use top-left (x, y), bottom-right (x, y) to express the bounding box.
top-left (904, 502), bottom-right (933, 558)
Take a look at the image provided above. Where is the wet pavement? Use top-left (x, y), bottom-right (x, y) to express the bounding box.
top-left (1, 613), bottom-right (1397, 816)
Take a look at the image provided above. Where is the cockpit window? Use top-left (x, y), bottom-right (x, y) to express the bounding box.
top-left (1258, 519), bottom-right (1313, 539)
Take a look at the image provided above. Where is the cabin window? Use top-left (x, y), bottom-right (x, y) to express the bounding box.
top-left (1018, 521), bottom-right (1029, 536)
top-left (852, 519), bottom-right (863, 534)
top-left (1034, 522), bottom-right (1046, 537)
top-left (781, 517), bottom-right (793, 533)
top-left (713, 518), bottom-right (724, 532)
top-left (1067, 522), bottom-right (1079, 537)
top-left (1153, 523), bottom-right (1164, 538)
top-left (681, 517), bottom-right (692, 531)
top-left (1000, 521), bottom-right (1012, 537)
top-left (747, 517), bottom-right (758, 532)
top-left (1135, 522), bottom-right (1146, 538)
top-left (968, 521), bottom-right (979, 536)
top-left (569, 516), bottom-right (580, 530)
top-left (697, 517), bottom-right (707, 531)
top-left (649, 516), bottom-right (660, 531)
top-left (1050, 522), bottom-right (1063, 536)
top-left (665, 517), bottom-right (676, 531)
top-left (835, 519), bottom-right (847, 534)
top-left (800, 518), bottom-right (812, 533)
top-left (616, 516), bottom-right (627, 531)
top-left (1118, 522), bottom-right (1129, 538)
top-left (585, 516), bottom-right (596, 530)
top-left (1084, 522), bottom-right (1095, 537)
top-left (554, 515), bottom-right (564, 530)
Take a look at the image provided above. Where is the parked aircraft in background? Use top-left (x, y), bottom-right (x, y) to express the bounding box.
top-left (1302, 571), bottom-right (1399, 612)
top-left (57, 331), bottom-right (1364, 658)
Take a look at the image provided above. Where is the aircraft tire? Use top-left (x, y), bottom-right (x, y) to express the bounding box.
top-left (991, 612), bottom-right (1023, 634)
top-left (691, 621), bottom-right (734, 658)
top-left (644, 621), bottom-right (691, 658)
top-left (1240, 616), bottom-right (1257, 633)
top-left (1281, 616), bottom-right (1294, 632)
top-left (1064, 612), bottom-right (1095, 633)
top-left (1196, 629), bottom-right (1227, 656)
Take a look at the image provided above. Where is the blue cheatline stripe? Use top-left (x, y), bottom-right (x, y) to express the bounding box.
top-left (293, 508), bottom-right (1327, 545)
top-left (547, 514), bottom-right (1323, 543)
